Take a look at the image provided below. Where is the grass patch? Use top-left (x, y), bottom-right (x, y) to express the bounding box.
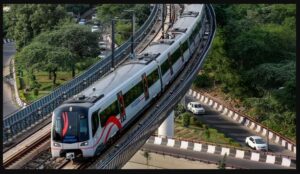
top-left (15, 69), bottom-right (76, 103)
top-left (175, 112), bottom-right (241, 148)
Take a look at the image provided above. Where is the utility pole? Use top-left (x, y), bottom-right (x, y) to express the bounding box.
top-left (124, 9), bottom-right (136, 59)
top-left (162, 4), bottom-right (165, 39)
top-left (111, 19), bottom-right (115, 69)
top-left (169, 4), bottom-right (172, 25)
top-left (131, 12), bottom-right (135, 59)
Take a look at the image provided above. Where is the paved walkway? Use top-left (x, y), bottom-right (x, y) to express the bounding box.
top-left (3, 42), bottom-right (19, 117)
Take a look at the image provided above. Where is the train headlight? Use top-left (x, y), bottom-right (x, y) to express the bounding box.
top-left (80, 141), bottom-right (89, 146)
top-left (53, 142), bottom-right (61, 147)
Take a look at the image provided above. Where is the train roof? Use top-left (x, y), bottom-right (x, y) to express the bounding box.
top-left (184, 4), bottom-right (204, 12)
top-left (143, 42), bottom-right (172, 54)
top-left (63, 4), bottom-right (204, 105)
top-left (81, 62), bottom-right (146, 98)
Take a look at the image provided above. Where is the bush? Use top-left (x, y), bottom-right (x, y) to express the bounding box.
top-left (190, 116), bottom-right (197, 125)
top-left (193, 74), bottom-right (213, 88)
top-left (18, 77), bottom-right (24, 90)
top-left (182, 112), bottom-right (192, 127)
top-left (33, 88), bottom-right (39, 96)
top-left (194, 120), bottom-right (203, 127)
top-left (19, 91), bottom-right (26, 101)
top-left (175, 104), bottom-right (186, 116)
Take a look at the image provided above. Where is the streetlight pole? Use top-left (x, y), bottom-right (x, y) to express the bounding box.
top-left (162, 4), bottom-right (165, 39)
top-left (169, 4), bottom-right (172, 25)
top-left (124, 10), bottom-right (136, 59)
top-left (111, 19), bottom-right (115, 70)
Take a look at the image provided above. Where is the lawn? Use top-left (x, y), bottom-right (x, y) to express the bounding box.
top-left (16, 70), bottom-right (83, 103)
top-left (174, 112), bottom-right (241, 147)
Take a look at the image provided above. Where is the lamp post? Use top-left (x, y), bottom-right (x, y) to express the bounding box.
top-left (111, 18), bottom-right (116, 70)
top-left (162, 4), bottom-right (165, 39)
top-left (123, 9), bottom-right (136, 59)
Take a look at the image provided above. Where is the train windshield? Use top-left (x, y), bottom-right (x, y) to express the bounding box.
top-left (52, 107), bottom-right (89, 143)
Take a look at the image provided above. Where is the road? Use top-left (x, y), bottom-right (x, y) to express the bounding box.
top-left (3, 42), bottom-right (19, 117)
top-left (143, 143), bottom-right (293, 169)
top-left (183, 94), bottom-right (296, 157)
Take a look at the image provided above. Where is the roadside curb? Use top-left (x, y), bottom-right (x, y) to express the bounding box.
top-left (3, 38), bottom-right (13, 44)
top-left (147, 136), bottom-right (296, 168)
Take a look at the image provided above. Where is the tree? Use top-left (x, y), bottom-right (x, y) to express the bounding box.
top-left (65, 4), bottom-right (91, 17)
top-left (15, 42), bottom-right (73, 85)
top-left (33, 23), bottom-right (100, 77)
top-left (6, 4), bottom-right (68, 50)
top-left (45, 47), bottom-right (73, 85)
top-left (203, 4), bottom-right (296, 140)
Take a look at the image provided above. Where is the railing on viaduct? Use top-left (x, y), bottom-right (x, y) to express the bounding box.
top-left (3, 4), bottom-right (161, 143)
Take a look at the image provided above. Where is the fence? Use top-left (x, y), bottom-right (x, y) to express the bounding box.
top-left (3, 5), bottom-right (160, 143)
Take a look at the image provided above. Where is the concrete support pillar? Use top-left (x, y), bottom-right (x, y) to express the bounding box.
top-left (158, 110), bottom-right (174, 138)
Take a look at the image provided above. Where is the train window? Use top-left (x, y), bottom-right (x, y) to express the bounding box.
top-left (147, 69), bottom-right (159, 87)
top-left (123, 81), bottom-right (144, 107)
top-left (167, 53), bottom-right (174, 75)
top-left (91, 111), bottom-right (99, 136)
top-left (181, 41), bottom-right (189, 52)
top-left (79, 115), bottom-right (89, 141)
top-left (100, 100), bottom-right (119, 127)
top-left (170, 48), bottom-right (181, 64)
top-left (161, 59), bottom-right (170, 75)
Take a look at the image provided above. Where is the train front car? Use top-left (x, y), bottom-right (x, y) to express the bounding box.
top-left (51, 103), bottom-right (93, 159)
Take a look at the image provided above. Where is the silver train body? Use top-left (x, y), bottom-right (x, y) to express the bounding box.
top-left (51, 4), bottom-right (207, 158)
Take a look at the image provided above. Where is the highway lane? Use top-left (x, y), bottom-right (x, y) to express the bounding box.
top-left (183, 94), bottom-right (296, 158)
top-left (143, 143), bottom-right (294, 169)
top-left (3, 42), bottom-right (19, 117)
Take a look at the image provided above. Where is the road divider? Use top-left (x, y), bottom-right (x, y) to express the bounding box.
top-left (3, 39), bottom-right (13, 44)
top-left (147, 136), bottom-right (296, 168)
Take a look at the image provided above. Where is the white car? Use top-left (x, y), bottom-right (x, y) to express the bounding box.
top-left (98, 54), bottom-right (106, 59)
top-left (245, 136), bottom-right (268, 151)
top-left (91, 25), bottom-right (99, 32)
top-left (187, 102), bottom-right (205, 115)
top-left (78, 19), bottom-right (86, 25)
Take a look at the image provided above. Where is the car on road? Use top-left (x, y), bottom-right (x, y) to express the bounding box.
top-left (187, 102), bottom-right (205, 115)
top-left (91, 25), bottom-right (99, 32)
top-left (245, 136), bottom-right (268, 151)
top-left (78, 19), bottom-right (86, 25)
top-left (98, 41), bottom-right (108, 51)
top-left (92, 14), bottom-right (97, 20)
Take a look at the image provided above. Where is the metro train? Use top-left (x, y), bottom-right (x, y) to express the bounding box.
top-left (51, 4), bottom-right (208, 159)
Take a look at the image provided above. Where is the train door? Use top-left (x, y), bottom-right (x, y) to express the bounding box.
top-left (117, 91), bottom-right (126, 122)
top-left (167, 53), bottom-right (174, 75)
top-left (142, 73), bottom-right (149, 100)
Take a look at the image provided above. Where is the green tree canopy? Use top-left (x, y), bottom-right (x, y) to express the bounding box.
top-left (6, 4), bottom-right (68, 49)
